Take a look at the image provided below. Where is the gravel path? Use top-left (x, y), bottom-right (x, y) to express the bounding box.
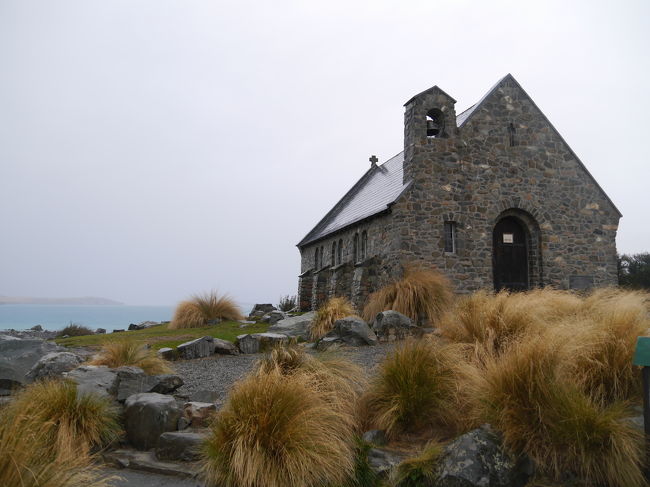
top-left (172, 343), bottom-right (395, 406)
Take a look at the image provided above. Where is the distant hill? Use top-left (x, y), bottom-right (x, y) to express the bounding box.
top-left (0, 296), bottom-right (124, 305)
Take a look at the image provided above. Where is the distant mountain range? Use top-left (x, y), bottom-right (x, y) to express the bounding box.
top-left (0, 296), bottom-right (124, 305)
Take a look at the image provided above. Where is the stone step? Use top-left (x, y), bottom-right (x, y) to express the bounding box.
top-left (102, 449), bottom-right (199, 478)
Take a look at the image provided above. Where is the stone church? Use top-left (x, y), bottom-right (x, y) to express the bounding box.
top-left (296, 74), bottom-right (620, 312)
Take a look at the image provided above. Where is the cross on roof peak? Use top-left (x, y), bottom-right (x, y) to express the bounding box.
top-left (369, 155), bottom-right (378, 166)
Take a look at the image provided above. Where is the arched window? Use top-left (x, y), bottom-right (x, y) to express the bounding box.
top-left (508, 122), bottom-right (517, 147)
top-left (426, 108), bottom-right (445, 138)
top-left (337, 239), bottom-right (343, 265)
top-left (361, 231), bottom-right (368, 261)
top-left (331, 242), bottom-right (336, 267)
top-left (353, 234), bottom-right (359, 263)
top-left (319, 246), bottom-right (324, 268)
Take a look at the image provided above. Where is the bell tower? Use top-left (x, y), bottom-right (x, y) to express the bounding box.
top-left (403, 85), bottom-right (458, 183)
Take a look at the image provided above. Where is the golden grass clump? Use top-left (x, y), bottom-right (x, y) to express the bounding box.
top-left (202, 369), bottom-right (357, 487)
top-left (389, 440), bottom-right (443, 487)
top-left (170, 291), bottom-right (243, 329)
top-left (310, 296), bottom-right (356, 340)
top-left (0, 380), bottom-right (120, 487)
top-left (362, 339), bottom-right (478, 438)
top-left (362, 267), bottom-right (453, 325)
top-left (90, 340), bottom-right (172, 374)
top-left (476, 334), bottom-right (645, 487)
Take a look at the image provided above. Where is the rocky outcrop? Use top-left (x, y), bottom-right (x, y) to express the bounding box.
top-left (177, 336), bottom-right (216, 360)
top-left (372, 310), bottom-right (418, 342)
top-left (317, 316), bottom-right (377, 350)
top-left (261, 310), bottom-right (288, 325)
top-left (0, 335), bottom-right (62, 388)
top-left (114, 367), bottom-right (184, 402)
top-left (64, 365), bottom-right (119, 398)
top-left (123, 393), bottom-right (181, 450)
top-left (268, 311), bottom-right (316, 340)
top-left (25, 351), bottom-right (84, 382)
top-left (249, 304), bottom-right (277, 318)
top-left (237, 332), bottom-right (289, 354)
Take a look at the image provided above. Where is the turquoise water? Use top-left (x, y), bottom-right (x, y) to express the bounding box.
top-left (0, 305), bottom-right (175, 332)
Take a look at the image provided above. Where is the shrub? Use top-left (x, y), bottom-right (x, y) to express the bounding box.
top-left (90, 341), bottom-right (172, 374)
top-left (57, 322), bottom-right (94, 337)
top-left (202, 370), bottom-right (357, 487)
top-left (476, 335), bottom-right (644, 487)
top-left (362, 267), bottom-right (452, 325)
top-left (170, 291), bottom-right (243, 329)
top-left (362, 339), bottom-right (477, 438)
top-left (389, 440), bottom-right (443, 487)
top-left (618, 252), bottom-right (650, 289)
top-left (278, 294), bottom-right (297, 311)
top-left (310, 296), bottom-right (356, 341)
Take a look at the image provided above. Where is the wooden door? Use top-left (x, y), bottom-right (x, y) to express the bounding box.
top-left (493, 217), bottom-right (528, 291)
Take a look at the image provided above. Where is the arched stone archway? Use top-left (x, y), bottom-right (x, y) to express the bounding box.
top-left (492, 209), bottom-right (543, 291)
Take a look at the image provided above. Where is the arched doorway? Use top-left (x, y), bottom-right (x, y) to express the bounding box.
top-left (493, 216), bottom-right (529, 291)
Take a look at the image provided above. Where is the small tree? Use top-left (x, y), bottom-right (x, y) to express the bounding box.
top-left (618, 253), bottom-right (650, 289)
top-left (278, 295), bottom-right (297, 312)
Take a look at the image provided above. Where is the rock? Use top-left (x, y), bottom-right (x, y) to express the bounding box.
top-left (316, 316), bottom-right (377, 350)
top-left (0, 378), bottom-right (23, 396)
top-left (237, 332), bottom-right (289, 354)
top-left (177, 416), bottom-right (191, 430)
top-left (213, 338), bottom-right (239, 355)
top-left (249, 304), bottom-right (277, 316)
top-left (0, 335), bottom-right (62, 387)
top-left (189, 389), bottom-right (219, 403)
top-left (261, 310), bottom-right (288, 325)
top-left (315, 335), bottom-right (341, 351)
top-left (368, 448), bottom-right (405, 478)
top-left (177, 336), bottom-right (215, 360)
top-left (182, 401), bottom-right (217, 427)
top-left (362, 430), bottom-right (388, 446)
top-left (65, 365), bottom-right (120, 398)
top-left (25, 351), bottom-right (84, 382)
top-left (115, 367), bottom-right (184, 402)
top-left (103, 449), bottom-right (197, 477)
top-left (30, 325), bottom-right (43, 331)
top-left (113, 329), bottom-right (125, 333)
top-left (123, 393), bottom-right (181, 450)
top-left (156, 431), bottom-right (208, 462)
top-left (157, 347), bottom-right (175, 360)
top-left (372, 310), bottom-right (417, 342)
top-left (96, 328), bottom-right (107, 334)
top-left (268, 311), bottom-right (316, 340)
top-left (128, 323), bottom-right (146, 331)
top-left (436, 426), bottom-right (530, 487)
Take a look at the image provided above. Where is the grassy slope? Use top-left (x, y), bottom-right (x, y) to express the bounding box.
top-left (55, 321), bottom-right (269, 350)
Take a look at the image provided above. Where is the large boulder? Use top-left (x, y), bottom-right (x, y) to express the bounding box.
top-left (114, 367), bottom-right (184, 402)
top-left (177, 336), bottom-right (215, 360)
top-left (262, 310), bottom-right (288, 325)
top-left (317, 316), bottom-right (377, 350)
top-left (213, 337), bottom-right (239, 355)
top-left (249, 304), bottom-right (277, 318)
top-left (237, 332), bottom-right (289, 354)
top-left (268, 311), bottom-right (316, 340)
top-left (156, 431), bottom-right (208, 462)
top-left (436, 426), bottom-right (530, 487)
top-left (25, 351), bottom-right (84, 382)
top-left (0, 335), bottom-right (61, 387)
top-left (372, 310), bottom-right (418, 342)
top-left (124, 393), bottom-right (181, 450)
top-left (63, 365), bottom-right (119, 398)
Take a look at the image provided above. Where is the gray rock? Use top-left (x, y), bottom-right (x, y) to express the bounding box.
top-left (25, 351), bottom-right (84, 382)
top-left (95, 328), bottom-right (107, 334)
top-left (315, 335), bottom-right (341, 351)
top-left (268, 311), bottom-right (316, 340)
top-left (362, 430), bottom-right (388, 446)
top-left (115, 367), bottom-right (184, 402)
top-left (177, 336), bottom-right (215, 360)
top-left (182, 401), bottom-right (217, 427)
top-left (189, 389), bottom-right (219, 403)
top-left (30, 325), bottom-right (43, 331)
top-left (156, 431), bottom-right (208, 462)
top-left (0, 335), bottom-right (62, 386)
top-left (113, 329), bottom-right (125, 333)
top-left (128, 323), bottom-right (146, 331)
top-left (213, 337), bottom-right (239, 355)
top-left (372, 310), bottom-right (417, 342)
top-left (177, 416), bottom-right (191, 430)
top-left (157, 347), bottom-right (175, 360)
top-left (123, 393), bottom-right (181, 450)
top-left (436, 426), bottom-right (530, 487)
top-left (237, 332), bottom-right (289, 354)
top-left (368, 448), bottom-right (405, 478)
top-left (0, 378), bottom-right (23, 396)
top-left (262, 310), bottom-right (288, 325)
top-left (317, 316), bottom-right (377, 350)
top-left (249, 304), bottom-right (277, 316)
top-left (64, 365), bottom-right (120, 398)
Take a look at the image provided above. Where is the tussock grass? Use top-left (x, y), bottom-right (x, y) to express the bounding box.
top-left (362, 339), bottom-right (478, 438)
top-left (90, 340), bottom-right (172, 374)
top-left (362, 267), bottom-right (452, 325)
top-left (202, 370), bottom-right (357, 487)
top-left (389, 440), bottom-right (443, 487)
top-left (170, 291), bottom-right (243, 329)
top-left (0, 380), bottom-right (120, 487)
top-left (57, 322), bottom-right (94, 337)
top-left (476, 335), bottom-right (645, 487)
top-left (310, 296), bottom-right (356, 340)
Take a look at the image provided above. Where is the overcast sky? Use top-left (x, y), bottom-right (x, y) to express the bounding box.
top-left (1, 0), bottom-right (648, 306)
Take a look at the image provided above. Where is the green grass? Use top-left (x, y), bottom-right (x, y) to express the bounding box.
top-left (55, 321), bottom-right (269, 350)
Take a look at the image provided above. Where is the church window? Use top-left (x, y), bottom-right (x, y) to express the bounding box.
top-left (444, 222), bottom-right (456, 253)
top-left (314, 247), bottom-right (319, 269)
top-left (353, 234), bottom-right (359, 263)
top-left (337, 239), bottom-right (343, 265)
top-left (361, 231), bottom-right (368, 260)
top-left (426, 109), bottom-right (445, 138)
top-left (331, 242), bottom-right (336, 267)
top-left (508, 123), bottom-right (517, 147)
